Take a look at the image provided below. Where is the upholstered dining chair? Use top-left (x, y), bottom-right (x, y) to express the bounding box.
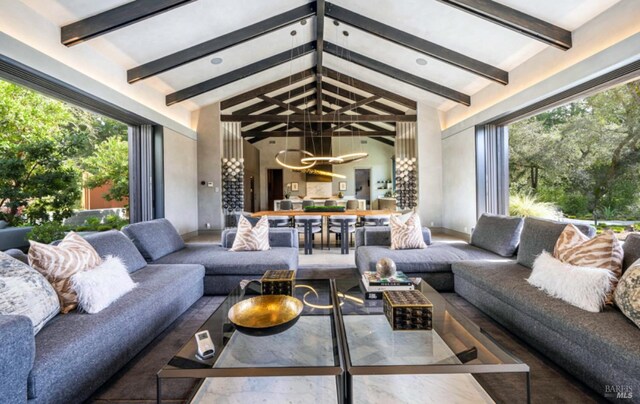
top-left (324, 200), bottom-right (338, 207)
top-left (279, 200), bottom-right (293, 210)
top-left (302, 200), bottom-right (314, 209)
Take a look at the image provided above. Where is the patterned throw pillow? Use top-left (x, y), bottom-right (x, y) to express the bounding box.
top-left (230, 215), bottom-right (270, 252)
top-left (554, 224), bottom-right (623, 278)
top-left (0, 251), bottom-right (60, 334)
top-left (389, 212), bottom-right (427, 250)
top-left (29, 232), bottom-right (103, 313)
top-left (615, 258), bottom-right (640, 328)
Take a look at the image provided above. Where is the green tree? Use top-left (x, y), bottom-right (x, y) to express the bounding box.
top-left (82, 136), bottom-right (129, 202)
top-left (0, 81), bottom-right (85, 225)
top-left (509, 79), bottom-right (640, 221)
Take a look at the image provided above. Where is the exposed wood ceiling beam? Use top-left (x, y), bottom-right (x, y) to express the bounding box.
top-left (321, 92), bottom-right (397, 128)
top-left (370, 137), bottom-right (395, 147)
top-left (323, 68), bottom-right (416, 110)
top-left (241, 130), bottom-right (395, 138)
top-left (331, 95), bottom-right (381, 115)
top-left (224, 114), bottom-right (415, 123)
top-left (325, 2), bottom-right (508, 85)
top-left (436, 0), bottom-right (572, 50)
top-left (221, 69), bottom-right (315, 110)
top-left (167, 42), bottom-right (315, 105)
top-left (127, 3), bottom-right (316, 83)
top-left (258, 95), bottom-right (306, 114)
top-left (233, 85), bottom-right (314, 115)
top-left (316, 0), bottom-right (325, 116)
top-left (324, 42), bottom-right (470, 106)
top-left (61, 0), bottom-right (196, 47)
top-left (322, 82), bottom-right (404, 115)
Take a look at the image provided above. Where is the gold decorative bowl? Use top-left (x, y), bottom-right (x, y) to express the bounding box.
top-left (228, 295), bottom-right (304, 336)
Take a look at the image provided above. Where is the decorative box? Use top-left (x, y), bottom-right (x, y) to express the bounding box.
top-left (383, 290), bottom-right (433, 331)
top-left (261, 270), bottom-right (296, 296)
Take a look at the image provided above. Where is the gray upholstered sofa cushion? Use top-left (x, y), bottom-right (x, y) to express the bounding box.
top-left (122, 219), bottom-right (185, 261)
top-left (452, 260), bottom-right (640, 394)
top-left (355, 227), bottom-right (432, 247)
top-left (516, 217), bottom-right (595, 269)
top-left (153, 244), bottom-right (298, 276)
top-left (356, 241), bottom-right (510, 275)
top-left (221, 228), bottom-right (298, 249)
top-left (4, 248), bottom-right (28, 265)
top-left (623, 233), bottom-right (640, 273)
top-left (470, 214), bottom-right (523, 257)
top-left (82, 230), bottom-right (147, 273)
top-left (0, 314), bottom-right (34, 403)
top-left (27, 263), bottom-right (204, 403)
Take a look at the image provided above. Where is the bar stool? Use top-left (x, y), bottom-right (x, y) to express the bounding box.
top-left (378, 198), bottom-right (397, 211)
top-left (294, 215), bottom-right (323, 254)
top-left (324, 200), bottom-right (338, 207)
top-left (363, 214), bottom-right (391, 227)
top-left (268, 216), bottom-right (290, 228)
top-left (279, 200), bottom-right (293, 210)
top-left (346, 200), bottom-right (358, 210)
top-left (302, 200), bottom-right (314, 209)
top-left (327, 215), bottom-right (358, 254)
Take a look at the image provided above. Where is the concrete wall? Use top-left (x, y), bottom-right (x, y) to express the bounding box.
top-left (193, 103), bottom-right (224, 230)
top-left (442, 127), bottom-right (476, 235)
top-left (416, 102), bottom-right (444, 227)
top-left (252, 138), bottom-right (305, 210)
top-left (243, 140), bottom-right (261, 212)
top-left (163, 128), bottom-right (198, 235)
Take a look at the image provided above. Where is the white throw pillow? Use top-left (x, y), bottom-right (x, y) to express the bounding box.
top-left (230, 215), bottom-right (270, 252)
top-left (528, 251), bottom-right (616, 312)
top-left (389, 212), bottom-right (427, 250)
top-left (70, 256), bottom-right (137, 314)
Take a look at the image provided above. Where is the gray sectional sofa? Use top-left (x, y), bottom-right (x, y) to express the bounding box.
top-left (356, 215), bottom-right (640, 400)
top-left (122, 219), bottom-right (299, 295)
top-left (0, 219), bottom-right (299, 403)
top-left (1, 230), bottom-right (205, 404)
top-left (355, 224), bottom-right (515, 291)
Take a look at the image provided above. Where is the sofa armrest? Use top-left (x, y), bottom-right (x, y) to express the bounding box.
top-left (0, 315), bottom-right (35, 403)
top-left (221, 228), bottom-right (299, 249)
top-left (356, 227), bottom-right (432, 248)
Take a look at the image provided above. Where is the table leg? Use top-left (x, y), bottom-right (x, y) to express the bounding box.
top-left (526, 371), bottom-right (531, 404)
top-left (305, 221), bottom-right (312, 255)
top-left (156, 375), bottom-right (162, 404)
top-left (341, 221), bottom-right (349, 254)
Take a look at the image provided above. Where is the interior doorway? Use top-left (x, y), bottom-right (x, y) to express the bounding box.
top-left (355, 168), bottom-right (371, 208)
top-left (267, 169), bottom-right (283, 211)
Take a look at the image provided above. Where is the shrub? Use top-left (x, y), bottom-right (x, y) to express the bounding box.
top-left (27, 221), bottom-right (68, 244)
top-left (509, 193), bottom-right (558, 219)
top-left (97, 225), bottom-right (112, 232)
top-left (104, 214), bottom-right (128, 229)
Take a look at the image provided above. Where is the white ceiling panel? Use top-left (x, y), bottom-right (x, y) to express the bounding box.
top-left (154, 19), bottom-right (315, 92)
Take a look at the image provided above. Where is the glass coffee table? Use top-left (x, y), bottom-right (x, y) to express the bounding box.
top-left (158, 278), bottom-right (530, 403)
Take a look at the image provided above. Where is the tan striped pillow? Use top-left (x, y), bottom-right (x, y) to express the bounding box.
top-left (390, 213), bottom-right (427, 250)
top-left (554, 224), bottom-right (623, 278)
top-left (230, 215), bottom-right (270, 252)
top-left (29, 232), bottom-right (103, 313)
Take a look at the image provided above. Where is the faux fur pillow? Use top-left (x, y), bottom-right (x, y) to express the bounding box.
top-left (70, 256), bottom-right (137, 314)
top-left (389, 212), bottom-right (427, 250)
top-left (29, 232), bottom-right (103, 313)
top-left (528, 251), bottom-right (615, 312)
top-left (230, 215), bottom-right (270, 252)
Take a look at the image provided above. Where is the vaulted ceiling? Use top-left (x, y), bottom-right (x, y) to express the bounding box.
top-left (16, 0), bottom-right (623, 125)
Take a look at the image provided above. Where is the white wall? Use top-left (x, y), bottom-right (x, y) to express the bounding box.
top-left (163, 128), bottom-right (198, 235)
top-left (416, 102), bottom-right (444, 227)
top-left (331, 137), bottom-right (394, 202)
top-left (442, 127), bottom-right (476, 235)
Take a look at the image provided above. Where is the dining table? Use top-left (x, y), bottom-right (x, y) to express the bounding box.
top-left (252, 210), bottom-right (399, 254)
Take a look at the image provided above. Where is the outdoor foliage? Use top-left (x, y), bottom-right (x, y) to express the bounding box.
top-left (509, 79), bottom-right (640, 222)
top-left (83, 136), bottom-right (129, 201)
top-left (509, 192), bottom-right (557, 219)
top-left (0, 80), bottom-right (128, 225)
top-left (26, 221), bottom-right (68, 244)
